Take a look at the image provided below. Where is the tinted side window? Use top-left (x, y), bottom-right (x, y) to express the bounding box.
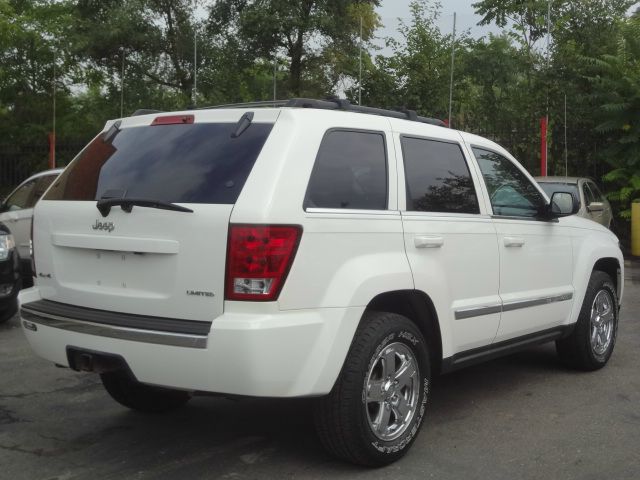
top-left (583, 182), bottom-right (597, 205)
top-left (473, 148), bottom-right (545, 218)
top-left (587, 182), bottom-right (604, 202)
top-left (592, 183), bottom-right (604, 201)
top-left (401, 137), bottom-right (479, 214)
top-left (5, 180), bottom-right (36, 210)
top-left (538, 182), bottom-right (580, 207)
top-left (29, 175), bottom-right (57, 208)
top-left (304, 130), bottom-right (387, 210)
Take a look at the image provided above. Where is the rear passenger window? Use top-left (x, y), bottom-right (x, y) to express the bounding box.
top-left (401, 137), bottom-right (479, 214)
top-left (304, 130), bottom-right (387, 210)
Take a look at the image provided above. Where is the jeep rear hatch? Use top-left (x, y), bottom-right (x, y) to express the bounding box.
top-left (35, 110), bottom-right (278, 323)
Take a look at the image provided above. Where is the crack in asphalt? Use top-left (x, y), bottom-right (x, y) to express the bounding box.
top-left (0, 405), bottom-right (25, 425)
top-left (0, 443), bottom-right (57, 457)
top-left (0, 425), bottom-right (134, 458)
top-left (0, 381), bottom-right (101, 400)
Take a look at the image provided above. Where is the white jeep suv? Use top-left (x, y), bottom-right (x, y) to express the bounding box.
top-left (20, 99), bottom-right (623, 466)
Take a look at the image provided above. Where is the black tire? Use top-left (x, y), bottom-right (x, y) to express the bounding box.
top-left (100, 370), bottom-right (191, 413)
top-left (556, 271), bottom-right (618, 371)
top-left (313, 311), bottom-right (430, 467)
top-left (0, 296), bottom-right (18, 324)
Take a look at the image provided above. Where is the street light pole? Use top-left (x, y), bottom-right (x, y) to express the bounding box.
top-left (120, 47), bottom-right (125, 118)
top-left (448, 12), bottom-right (456, 128)
top-left (50, 50), bottom-right (56, 169)
top-left (193, 27), bottom-right (198, 106)
top-left (273, 56), bottom-right (277, 101)
top-left (358, 15), bottom-right (363, 105)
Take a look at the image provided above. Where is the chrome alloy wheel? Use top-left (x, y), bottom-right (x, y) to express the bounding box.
top-left (590, 289), bottom-right (615, 356)
top-left (365, 342), bottom-right (420, 441)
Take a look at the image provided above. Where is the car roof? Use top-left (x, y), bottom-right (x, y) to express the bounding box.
top-left (534, 176), bottom-right (583, 184)
top-left (26, 168), bottom-right (64, 180)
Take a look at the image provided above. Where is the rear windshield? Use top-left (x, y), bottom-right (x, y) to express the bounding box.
top-left (537, 182), bottom-right (580, 206)
top-left (44, 122), bottom-right (274, 204)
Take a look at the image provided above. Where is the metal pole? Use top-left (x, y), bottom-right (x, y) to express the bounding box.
top-left (120, 48), bottom-right (125, 117)
top-left (51, 50), bottom-right (56, 169)
top-left (358, 16), bottom-right (363, 105)
top-left (193, 29), bottom-right (198, 106)
top-left (273, 56), bottom-right (277, 101)
top-left (448, 12), bottom-right (456, 128)
top-left (564, 93), bottom-right (568, 177)
top-left (545, 0), bottom-right (551, 170)
top-left (540, 116), bottom-right (547, 176)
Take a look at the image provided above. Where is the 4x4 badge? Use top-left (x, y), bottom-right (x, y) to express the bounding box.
top-left (92, 220), bottom-right (115, 233)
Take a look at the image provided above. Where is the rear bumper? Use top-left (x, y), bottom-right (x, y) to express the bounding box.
top-left (19, 287), bottom-right (363, 397)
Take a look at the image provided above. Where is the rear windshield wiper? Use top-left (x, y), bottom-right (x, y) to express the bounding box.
top-left (96, 198), bottom-right (194, 217)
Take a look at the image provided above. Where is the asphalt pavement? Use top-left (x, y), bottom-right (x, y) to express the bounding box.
top-left (1, 261), bottom-right (639, 480)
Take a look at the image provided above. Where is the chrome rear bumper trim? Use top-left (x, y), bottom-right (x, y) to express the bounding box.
top-left (21, 308), bottom-right (208, 349)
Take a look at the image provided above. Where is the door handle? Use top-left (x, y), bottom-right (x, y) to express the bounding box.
top-left (504, 236), bottom-right (525, 247)
top-left (414, 235), bottom-right (444, 249)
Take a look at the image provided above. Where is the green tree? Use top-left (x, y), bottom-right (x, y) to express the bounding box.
top-left (587, 15), bottom-right (640, 219)
top-left (73, 0), bottom-right (204, 105)
top-left (349, 1), bottom-right (464, 121)
top-left (473, 0), bottom-right (550, 57)
top-left (208, 0), bottom-right (380, 97)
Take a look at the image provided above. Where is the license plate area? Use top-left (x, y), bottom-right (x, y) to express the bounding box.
top-left (53, 247), bottom-right (177, 295)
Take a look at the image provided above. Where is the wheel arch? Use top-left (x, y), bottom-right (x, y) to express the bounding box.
top-left (365, 289), bottom-right (443, 375)
top-left (592, 257), bottom-right (621, 301)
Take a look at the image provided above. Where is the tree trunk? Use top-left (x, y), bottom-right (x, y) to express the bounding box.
top-left (288, 30), bottom-right (304, 96)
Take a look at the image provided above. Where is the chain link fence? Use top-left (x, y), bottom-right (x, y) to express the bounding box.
top-left (0, 128), bottom-right (608, 199)
top-left (0, 141), bottom-right (86, 198)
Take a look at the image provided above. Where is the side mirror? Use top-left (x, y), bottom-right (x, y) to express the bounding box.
top-left (0, 203), bottom-right (7, 214)
top-left (549, 191), bottom-right (579, 217)
top-left (587, 201), bottom-right (604, 213)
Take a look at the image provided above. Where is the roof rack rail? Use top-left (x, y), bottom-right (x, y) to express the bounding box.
top-left (196, 98), bottom-right (446, 127)
top-left (200, 100), bottom-right (290, 110)
top-left (284, 98), bottom-right (446, 127)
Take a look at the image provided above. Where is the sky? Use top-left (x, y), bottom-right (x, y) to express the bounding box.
top-left (375, 0), bottom-right (640, 53)
top-left (376, 0), bottom-right (499, 43)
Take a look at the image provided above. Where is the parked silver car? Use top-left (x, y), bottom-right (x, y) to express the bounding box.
top-left (535, 176), bottom-right (613, 229)
top-left (0, 169), bottom-right (63, 283)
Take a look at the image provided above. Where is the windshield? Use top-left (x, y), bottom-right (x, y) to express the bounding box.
top-left (537, 182), bottom-right (580, 207)
top-left (44, 122), bottom-right (274, 204)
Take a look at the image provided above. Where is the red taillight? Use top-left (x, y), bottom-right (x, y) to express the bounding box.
top-left (225, 225), bottom-right (302, 301)
top-left (151, 114), bottom-right (194, 126)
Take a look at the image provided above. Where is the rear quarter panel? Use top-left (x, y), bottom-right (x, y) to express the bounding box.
top-left (231, 110), bottom-right (414, 311)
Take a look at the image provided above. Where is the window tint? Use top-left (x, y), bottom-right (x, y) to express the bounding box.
top-left (538, 182), bottom-right (580, 207)
top-left (586, 182), bottom-right (604, 203)
top-left (582, 182), bottom-right (597, 205)
top-left (473, 148), bottom-right (545, 218)
top-left (45, 122), bottom-right (274, 204)
top-left (401, 137), bottom-right (479, 214)
top-left (29, 174), bottom-right (58, 208)
top-left (592, 183), bottom-right (604, 200)
top-left (5, 180), bottom-right (36, 210)
top-left (304, 130), bottom-right (387, 210)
